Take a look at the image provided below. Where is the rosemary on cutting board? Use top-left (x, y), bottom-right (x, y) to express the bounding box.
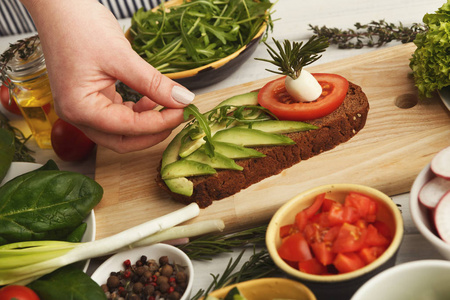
top-left (309, 20), bottom-right (427, 49)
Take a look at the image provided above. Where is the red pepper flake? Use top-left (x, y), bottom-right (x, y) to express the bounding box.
top-left (168, 286), bottom-right (175, 294)
top-left (123, 270), bottom-right (132, 278)
top-left (169, 277), bottom-right (176, 283)
top-left (123, 259), bottom-right (131, 268)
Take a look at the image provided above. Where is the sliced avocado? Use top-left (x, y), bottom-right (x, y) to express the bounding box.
top-left (212, 127), bottom-right (295, 147)
top-left (214, 91), bottom-right (259, 109)
top-left (179, 121), bottom-right (229, 158)
top-left (164, 177), bottom-right (193, 196)
top-left (236, 120), bottom-right (318, 134)
top-left (161, 160), bottom-right (216, 180)
top-left (161, 128), bottom-right (194, 196)
top-left (185, 148), bottom-right (243, 171)
top-left (212, 141), bottom-right (265, 159)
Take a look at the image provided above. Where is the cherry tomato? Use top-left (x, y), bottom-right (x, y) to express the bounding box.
top-left (0, 285), bottom-right (40, 300)
top-left (51, 118), bottom-right (96, 162)
top-left (258, 73), bottom-right (349, 121)
top-left (0, 83), bottom-right (21, 115)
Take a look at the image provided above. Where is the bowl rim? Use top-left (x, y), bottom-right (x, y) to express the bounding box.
top-left (266, 183), bottom-right (404, 283)
top-left (125, 0), bottom-right (268, 80)
top-left (409, 163), bottom-right (450, 251)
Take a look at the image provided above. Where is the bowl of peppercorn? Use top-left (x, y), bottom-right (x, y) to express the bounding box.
top-left (91, 243), bottom-right (194, 300)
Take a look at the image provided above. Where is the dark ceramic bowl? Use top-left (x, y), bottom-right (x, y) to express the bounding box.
top-left (125, 0), bottom-right (268, 90)
top-left (266, 184), bottom-right (404, 300)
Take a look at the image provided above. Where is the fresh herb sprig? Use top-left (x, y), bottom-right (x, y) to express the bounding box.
top-left (0, 111), bottom-right (35, 162)
top-left (255, 36), bottom-right (329, 79)
top-left (189, 248), bottom-right (279, 300)
top-left (309, 20), bottom-right (427, 49)
top-left (130, 0), bottom-right (274, 73)
top-left (177, 225), bottom-right (267, 260)
top-left (0, 35), bottom-right (39, 88)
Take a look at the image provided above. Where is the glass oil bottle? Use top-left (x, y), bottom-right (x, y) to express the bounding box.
top-left (5, 37), bottom-right (57, 149)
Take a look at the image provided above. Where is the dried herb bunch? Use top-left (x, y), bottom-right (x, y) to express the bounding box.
top-left (309, 20), bottom-right (428, 49)
top-left (0, 34), bottom-right (40, 87)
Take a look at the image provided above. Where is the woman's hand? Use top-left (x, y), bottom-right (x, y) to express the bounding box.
top-left (21, 0), bottom-right (195, 153)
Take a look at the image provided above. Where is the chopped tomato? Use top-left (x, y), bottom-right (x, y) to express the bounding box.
top-left (278, 232), bottom-right (312, 262)
top-left (334, 252), bottom-right (365, 273)
top-left (280, 224), bottom-right (297, 239)
top-left (277, 191), bottom-right (393, 275)
top-left (344, 192), bottom-right (377, 222)
top-left (332, 223), bottom-right (367, 253)
top-left (311, 242), bottom-right (335, 266)
top-left (299, 258), bottom-right (328, 275)
top-left (365, 224), bottom-right (390, 247)
top-left (257, 74), bottom-right (349, 121)
top-left (359, 246), bottom-right (387, 264)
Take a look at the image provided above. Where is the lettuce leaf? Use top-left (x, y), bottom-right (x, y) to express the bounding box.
top-left (410, 1), bottom-right (450, 98)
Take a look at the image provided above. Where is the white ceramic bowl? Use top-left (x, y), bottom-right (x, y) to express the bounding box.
top-left (91, 243), bottom-right (194, 300)
top-left (1, 162), bottom-right (96, 272)
top-left (351, 260), bottom-right (450, 299)
top-left (410, 163), bottom-right (450, 260)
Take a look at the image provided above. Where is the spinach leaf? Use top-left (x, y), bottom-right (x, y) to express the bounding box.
top-left (0, 128), bottom-right (14, 183)
top-left (0, 170), bottom-right (103, 245)
top-left (38, 159), bottom-right (60, 171)
top-left (28, 265), bottom-right (107, 300)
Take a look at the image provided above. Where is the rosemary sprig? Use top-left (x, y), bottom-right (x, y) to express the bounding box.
top-left (189, 248), bottom-right (279, 300)
top-left (309, 20), bottom-right (427, 49)
top-left (0, 35), bottom-right (40, 88)
top-left (255, 36), bottom-right (329, 79)
top-left (0, 111), bottom-right (35, 162)
top-left (177, 225), bottom-right (267, 260)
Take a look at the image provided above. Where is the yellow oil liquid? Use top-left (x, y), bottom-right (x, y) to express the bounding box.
top-left (12, 74), bottom-right (58, 149)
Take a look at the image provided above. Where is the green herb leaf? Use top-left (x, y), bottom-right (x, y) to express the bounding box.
top-left (184, 104), bottom-right (215, 157)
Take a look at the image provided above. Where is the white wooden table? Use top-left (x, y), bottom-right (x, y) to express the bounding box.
top-left (0, 0), bottom-right (446, 297)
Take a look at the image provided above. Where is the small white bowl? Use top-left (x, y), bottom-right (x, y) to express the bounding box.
top-left (91, 243), bottom-right (194, 300)
top-left (410, 163), bottom-right (450, 260)
top-left (351, 260), bottom-right (450, 299)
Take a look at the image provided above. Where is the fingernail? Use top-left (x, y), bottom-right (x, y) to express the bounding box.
top-left (172, 86), bottom-right (195, 105)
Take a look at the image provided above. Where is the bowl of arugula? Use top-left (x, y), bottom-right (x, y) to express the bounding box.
top-left (126, 0), bottom-right (273, 90)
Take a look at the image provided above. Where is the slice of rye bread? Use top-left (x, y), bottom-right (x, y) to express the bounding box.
top-left (156, 81), bottom-right (369, 208)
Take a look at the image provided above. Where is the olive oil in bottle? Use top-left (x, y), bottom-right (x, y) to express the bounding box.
top-left (5, 38), bottom-right (57, 149)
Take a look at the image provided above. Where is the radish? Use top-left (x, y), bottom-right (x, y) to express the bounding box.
top-left (434, 191), bottom-right (450, 244)
top-left (431, 146), bottom-right (450, 179)
top-left (419, 176), bottom-right (450, 208)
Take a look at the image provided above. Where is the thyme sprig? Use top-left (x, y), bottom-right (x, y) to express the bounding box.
top-left (0, 111), bottom-right (35, 162)
top-left (189, 248), bottom-right (279, 300)
top-left (177, 225), bottom-right (267, 260)
top-left (255, 36), bottom-right (329, 79)
top-left (0, 35), bottom-right (39, 88)
top-left (309, 20), bottom-right (427, 49)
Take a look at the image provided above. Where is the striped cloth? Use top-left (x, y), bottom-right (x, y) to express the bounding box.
top-left (0, 0), bottom-right (162, 36)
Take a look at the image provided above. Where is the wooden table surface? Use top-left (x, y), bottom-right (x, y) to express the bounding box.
top-left (1, 0), bottom-right (448, 298)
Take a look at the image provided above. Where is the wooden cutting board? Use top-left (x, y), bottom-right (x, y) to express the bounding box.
top-left (94, 43), bottom-right (450, 240)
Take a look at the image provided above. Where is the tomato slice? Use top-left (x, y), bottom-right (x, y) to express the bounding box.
top-left (278, 232), bottom-right (313, 262)
top-left (344, 192), bottom-right (377, 222)
top-left (358, 246), bottom-right (387, 264)
top-left (257, 73), bottom-right (349, 121)
top-left (365, 224), bottom-right (390, 247)
top-left (311, 242), bottom-right (335, 266)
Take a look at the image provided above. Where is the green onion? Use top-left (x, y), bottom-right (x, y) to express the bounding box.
top-left (0, 203), bottom-right (223, 285)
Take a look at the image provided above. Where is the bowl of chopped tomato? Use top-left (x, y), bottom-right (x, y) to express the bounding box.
top-left (266, 184), bottom-right (404, 300)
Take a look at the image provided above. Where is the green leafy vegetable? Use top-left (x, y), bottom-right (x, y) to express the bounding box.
top-left (410, 1), bottom-right (450, 98)
top-left (130, 0), bottom-right (274, 73)
top-left (27, 265), bottom-right (107, 300)
top-left (184, 104), bottom-right (215, 157)
top-left (0, 111), bottom-right (35, 162)
top-left (0, 170), bottom-right (103, 245)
